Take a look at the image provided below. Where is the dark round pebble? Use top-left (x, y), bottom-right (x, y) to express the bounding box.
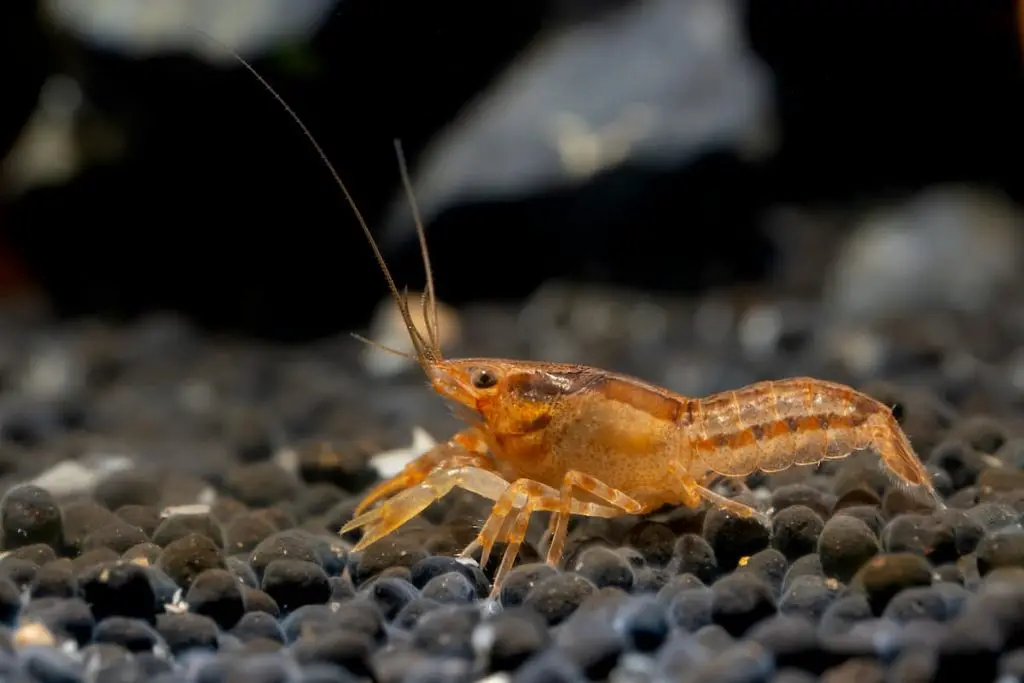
top-left (667, 586), bottom-right (713, 632)
top-left (115, 505), bottom-right (162, 537)
top-left (572, 546), bottom-right (635, 591)
top-left (365, 576), bottom-right (420, 619)
top-left (615, 595), bottom-right (669, 652)
top-left (833, 505), bottom-right (885, 538)
top-left (83, 521), bottom-right (150, 555)
top-left (155, 612), bottom-right (219, 655)
top-left (19, 596), bottom-right (95, 645)
top-left (242, 586), bottom-right (280, 617)
top-left (702, 507), bottom-right (771, 572)
top-left (500, 562), bottom-right (559, 608)
top-left (93, 616), bottom-right (166, 652)
top-left (249, 531), bottom-right (320, 580)
top-left (476, 607), bottom-right (550, 672)
top-left (819, 593), bottom-right (874, 637)
top-left (411, 605), bottom-right (479, 658)
top-left (79, 560), bottom-right (158, 622)
top-left (292, 629), bottom-right (374, 678)
top-left (122, 542), bottom-right (163, 566)
top-left (0, 557), bottom-right (36, 589)
top-left (976, 529), bottom-right (1024, 575)
top-left (349, 537), bottom-right (430, 587)
top-left (7, 543), bottom-right (56, 566)
top-left (422, 571), bottom-right (477, 604)
top-left (818, 515), bottom-right (880, 583)
top-left (852, 553), bottom-right (934, 615)
top-left (224, 462), bottom-right (303, 508)
top-left (30, 559), bottom-right (76, 599)
top-left (928, 440), bottom-right (984, 490)
top-left (737, 548), bottom-right (788, 596)
top-left (231, 610), bottom-right (284, 643)
top-left (410, 555), bottom-right (489, 597)
top-left (523, 573), bottom-right (596, 626)
top-left (94, 471), bottom-right (163, 510)
top-left (779, 574), bottom-right (838, 622)
top-left (261, 559), bottom-right (330, 613)
top-left (771, 505), bottom-right (824, 562)
top-left (151, 513), bottom-right (223, 548)
top-left (711, 572), bottom-right (777, 637)
top-left (185, 568), bottom-right (245, 629)
top-left (772, 484), bottom-right (834, 518)
top-left (882, 513), bottom-right (959, 564)
top-left (157, 533), bottom-right (225, 590)
top-left (224, 511), bottom-right (279, 555)
top-left (671, 533), bottom-right (718, 584)
top-left (60, 501), bottom-right (119, 556)
top-left (394, 597), bottom-right (442, 630)
top-left (625, 521), bottom-right (676, 566)
top-left (0, 484), bottom-right (62, 550)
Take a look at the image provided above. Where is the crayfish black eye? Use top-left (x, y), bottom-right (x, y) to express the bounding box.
top-left (471, 368), bottom-right (498, 389)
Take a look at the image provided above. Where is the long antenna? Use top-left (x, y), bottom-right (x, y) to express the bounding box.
top-left (189, 28), bottom-right (441, 369)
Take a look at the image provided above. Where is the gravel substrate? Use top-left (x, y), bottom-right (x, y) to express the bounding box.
top-left (1, 295), bottom-right (1024, 683)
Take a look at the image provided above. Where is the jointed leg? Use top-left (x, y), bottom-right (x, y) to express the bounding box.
top-left (353, 427), bottom-right (489, 516)
top-left (462, 478), bottom-right (622, 570)
top-left (545, 471), bottom-right (647, 569)
top-left (343, 456), bottom-right (502, 550)
top-left (346, 463), bottom-right (622, 555)
top-left (668, 462), bottom-right (770, 525)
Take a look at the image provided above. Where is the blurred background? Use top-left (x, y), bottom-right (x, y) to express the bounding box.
top-left (0, 0), bottom-right (1023, 410)
top-left (0, 0), bottom-right (1021, 489)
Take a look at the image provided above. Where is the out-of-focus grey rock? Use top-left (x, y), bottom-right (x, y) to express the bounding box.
top-left (43, 0), bottom-right (337, 63)
top-left (823, 184), bottom-right (1024, 323)
top-left (383, 0), bottom-right (776, 241)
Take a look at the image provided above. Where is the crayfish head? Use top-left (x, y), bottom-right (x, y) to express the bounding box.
top-left (429, 359), bottom-right (578, 435)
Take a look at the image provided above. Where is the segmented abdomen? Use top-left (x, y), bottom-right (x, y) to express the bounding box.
top-left (683, 377), bottom-right (882, 477)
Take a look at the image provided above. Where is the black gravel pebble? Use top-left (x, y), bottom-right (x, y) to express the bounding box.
top-left (976, 529), bottom-right (1024, 575)
top-left (155, 612), bottom-right (219, 655)
top-left (771, 505), bottom-right (824, 562)
top-left (411, 604), bottom-right (479, 658)
top-left (157, 533), bottom-right (225, 590)
top-left (30, 559), bottom-right (76, 599)
top-left (523, 573), bottom-right (596, 626)
top-left (79, 561), bottom-right (158, 622)
top-left (476, 607), bottom-right (551, 672)
top-left (82, 521), bottom-right (150, 555)
top-left (0, 484), bottom-right (62, 550)
top-left (365, 575), bottom-right (419, 619)
top-left (151, 513), bottom-right (223, 548)
top-left (702, 507), bottom-right (771, 571)
top-left (185, 568), bottom-right (245, 629)
top-left (779, 574), bottom-right (838, 622)
top-left (115, 505), bottom-right (162, 537)
top-left (20, 596), bottom-right (95, 645)
top-left (231, 610), bottom-right (285, 643)
top-left (852, 552), bottom-right (934, 615)
top-left (671, 533), bottom-right (718, 584)
top-left (500, 562), bottom-right (559, 608)
top-left (292, 629), bottom-right (375, 678)
top-left (818, 515), bottom-right (880, 583)
top-left (421, 570), bottom-right (478, 604)
top-left (261, 559), bottom-right (330, 613)
top-left (667, 585), bottom-right (713, 631)
top-left (224, 462), bottom-right (303, 508)
top-left (928, 439), bottom-right (985, 490)
top-left (711, 572), bottom-right (777, 637)
top-left (772, 483), bottom-right (834, 518)
top-left (572, 545), bottom-right (635, 591)
top-left (93, 616), bottom-right (166, 652)
top-left (736, 548), bottom-right (788, 596)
